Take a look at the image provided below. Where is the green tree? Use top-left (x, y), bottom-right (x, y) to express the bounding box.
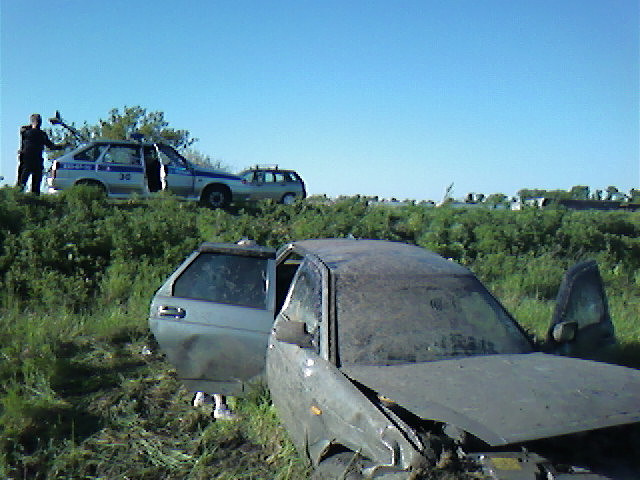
top-left (485, 193), bottom-right (508, 206)
top-left (47, 106), bottom-right (199, 156)
top-left (182, 147), bottom-right (232, 172)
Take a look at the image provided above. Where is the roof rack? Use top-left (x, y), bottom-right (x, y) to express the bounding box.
top-left (251, 164), bottom-right (279, 170)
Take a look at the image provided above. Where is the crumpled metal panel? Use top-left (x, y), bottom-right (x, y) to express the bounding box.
top-left (341, 353), bottom-right (640, 446)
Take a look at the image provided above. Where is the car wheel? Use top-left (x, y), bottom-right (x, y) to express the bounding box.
top-left (201, 185), bottom-right (230, 208)
top-left (75, 180), bottom-right (106, 195)
top-left (281, 193), bottom-right (297, 205)
top-left (311, 452), bottom-right (364, 480)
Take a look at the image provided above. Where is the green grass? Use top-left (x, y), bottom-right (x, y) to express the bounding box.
top-left (2, 190), bottom-right (640, 478)
top-left (0, 320), bottom-right (309, 479)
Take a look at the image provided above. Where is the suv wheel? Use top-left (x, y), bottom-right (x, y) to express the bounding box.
top-left (201, 185), bottom-right (230, 208)
top-left (281, 193), bottom-right (297, 205)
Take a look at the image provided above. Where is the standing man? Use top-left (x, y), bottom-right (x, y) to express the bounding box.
top-left (17, 113), bottom-right (66, 195)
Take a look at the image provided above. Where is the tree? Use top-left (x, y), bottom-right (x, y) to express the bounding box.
top-left (569, 185), bottom-right (589, 200)
top-left (181, 147), bottom-right (232, 172)
top-left (47, 106), bottom-right (199, 156)
top-left (485, 193), bottom-right (508, 205)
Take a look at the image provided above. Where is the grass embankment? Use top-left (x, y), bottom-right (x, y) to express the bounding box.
top-left (1, 186), bottom-right (639, 478)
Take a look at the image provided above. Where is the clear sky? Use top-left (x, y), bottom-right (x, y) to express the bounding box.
top-left (1, 0), bottom-right (638, 201)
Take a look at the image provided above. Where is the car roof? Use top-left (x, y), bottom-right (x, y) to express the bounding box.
top-left (286, 239), bottom-right (470, 276)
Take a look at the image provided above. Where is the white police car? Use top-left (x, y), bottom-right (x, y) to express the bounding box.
top-left (47, 140), bottom-right (251, 208)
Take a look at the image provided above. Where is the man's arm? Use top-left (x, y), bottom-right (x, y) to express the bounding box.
top-left (42, 131), bottom-right (67, 150)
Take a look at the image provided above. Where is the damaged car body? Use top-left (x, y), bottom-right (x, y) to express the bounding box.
top-left (149, 239), bottom-right (640, 479)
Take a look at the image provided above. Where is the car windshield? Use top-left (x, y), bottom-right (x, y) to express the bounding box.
top-left (335, 273), bottom-right (533, 365)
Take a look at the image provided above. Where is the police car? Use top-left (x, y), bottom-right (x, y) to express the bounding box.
top-left (47, 140), bottom-right (251, 208)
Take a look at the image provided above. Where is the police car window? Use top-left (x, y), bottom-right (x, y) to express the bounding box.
top-left (173, 253), bottom-right (269, 310)
top-left (103, 146), bottom-right (140, 165)
top-left (74, 145), bottom-right (105, 162)
top-left (157, 145), bottom-right (188, 169)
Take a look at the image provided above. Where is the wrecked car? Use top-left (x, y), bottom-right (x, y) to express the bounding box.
top-left (149, 239), bottom-right (640, 479)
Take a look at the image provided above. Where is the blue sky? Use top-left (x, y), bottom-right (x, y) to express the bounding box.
top-left (1, 0), bottom-right (638, 201)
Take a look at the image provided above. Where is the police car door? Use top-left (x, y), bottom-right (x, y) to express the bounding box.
top-left (97, 144), bottom-right (145, 195)
top-left (149, 243), bottom-right (276, 395)
top-left (155, 144), bottom-right (195, 197)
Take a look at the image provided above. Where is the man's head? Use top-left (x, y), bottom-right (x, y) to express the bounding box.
top-left (30, 114), bottom-right (42, 128)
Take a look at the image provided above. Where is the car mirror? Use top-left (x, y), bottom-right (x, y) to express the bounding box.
top-left (274, 321), bottom-right (314, 348)
top-left (551, 321), bottom-right (578, 343)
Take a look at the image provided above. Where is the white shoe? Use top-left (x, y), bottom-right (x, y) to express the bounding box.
top-left (213, 407), bottom-right (237, 420)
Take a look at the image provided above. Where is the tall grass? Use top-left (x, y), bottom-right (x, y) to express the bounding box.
top-left (1, 188), bottom-right (639, 477)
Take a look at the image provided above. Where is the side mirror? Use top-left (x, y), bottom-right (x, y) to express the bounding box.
top-left (274, 321), bottom-right (314, 348)
top-left (547, 260), bottom-right (616, 357)
top-left (551, 321), bottom-right (578, 343)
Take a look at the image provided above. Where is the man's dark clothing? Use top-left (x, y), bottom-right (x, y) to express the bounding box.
top-left (17, 125), bottom-right (64, 194)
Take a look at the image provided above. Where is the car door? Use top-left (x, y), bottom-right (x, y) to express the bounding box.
top-left (266, 257), bottom-right (330, 456)
top-left (155, 144), bottom-right (195, 197)
top-left (149, 242), bottom-right (276, 395)
top-left (97, 144), bottom-right (146, 195)
top-left (547, 260), bottom-right (616, 358)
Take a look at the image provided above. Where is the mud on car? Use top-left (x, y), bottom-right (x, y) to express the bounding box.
top-left (149, 239), bottom-right (640, 479)
top-left (46, 140), bottom-right (252, 208)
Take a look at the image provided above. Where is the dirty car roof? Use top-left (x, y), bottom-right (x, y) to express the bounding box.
top-left (287, 239), bottom-right (470, 276)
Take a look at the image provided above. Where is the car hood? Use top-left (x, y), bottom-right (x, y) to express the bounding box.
top-left (340, 353), bottom-right (640, 446)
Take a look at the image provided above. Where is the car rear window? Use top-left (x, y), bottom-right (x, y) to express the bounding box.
top-left (74, 145), bottom-right (106, 162)
top-left (173, 253), bottom-right (269, 309)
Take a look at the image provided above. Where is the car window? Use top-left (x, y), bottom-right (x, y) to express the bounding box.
top-left (102, 145), bottom-right (140, 165)
top-left (282, 260), bottom-right (322, 335)
top-left (335, 273), bottom-right (533, 366)
top-left (241, 171), bottom-right (255, 182)
top-left (156, 145), bottom-right (189, 169)
top-left (173, 252), bottom-right (269, 309)
top-left (74, 145), bottom-right (106, 162)
top-left (274, 173), bottom-right (286, 183)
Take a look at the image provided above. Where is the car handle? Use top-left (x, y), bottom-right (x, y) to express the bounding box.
top-left (158, 305), bottom-right (186, 318)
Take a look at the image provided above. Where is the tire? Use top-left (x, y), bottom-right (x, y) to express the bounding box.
top-left (74, 180), bottom-right (107, 195)
top-left (281, 193), bottom-right (297, 205)
top-left (311, 452), bottom-right (364, 480)
top-left (201, 185), bottom-right (231, 208)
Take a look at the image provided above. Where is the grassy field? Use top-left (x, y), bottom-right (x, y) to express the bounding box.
top-left (1, 187), bottom-right (639, 478)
